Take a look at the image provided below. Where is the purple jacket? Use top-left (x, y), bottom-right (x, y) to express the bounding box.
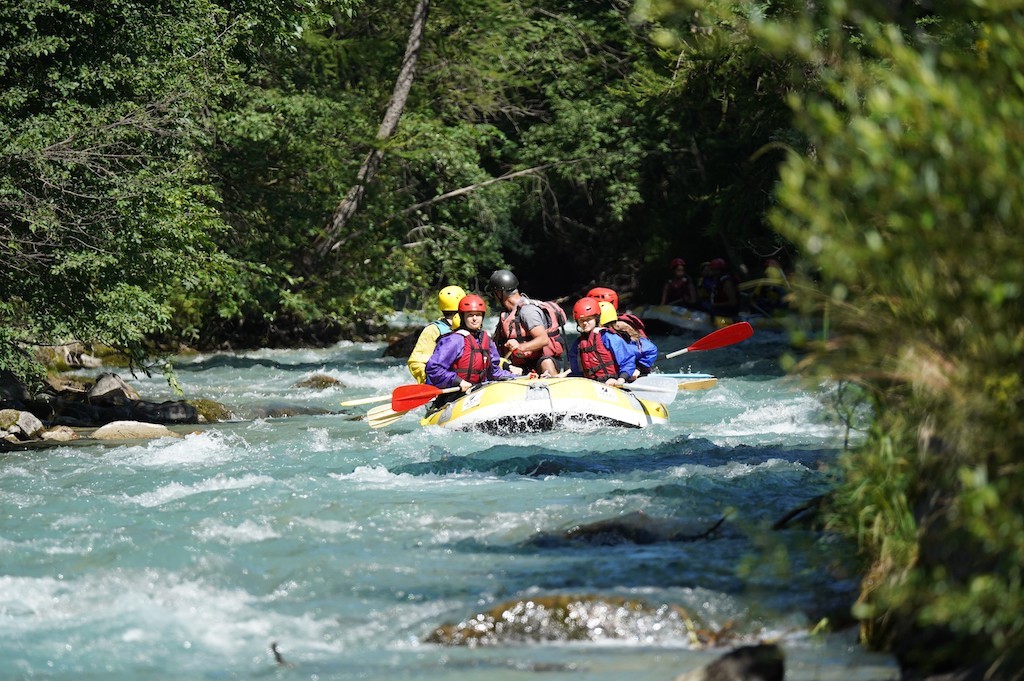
top-left (425, 330), bottom-right (516, 388)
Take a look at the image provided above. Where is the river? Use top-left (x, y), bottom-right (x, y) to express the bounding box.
top-left (0, 320), bottom-right (898, 680)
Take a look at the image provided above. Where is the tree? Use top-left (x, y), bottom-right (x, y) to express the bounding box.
top-left (308, 0), bottom-right (429, 267)
top-left (0, 0), bottom-right (355, 379)
top-left (641, 0), bottom-right (1024, 674)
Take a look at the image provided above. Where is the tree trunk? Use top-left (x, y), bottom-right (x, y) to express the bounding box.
top-left (306, 0), bottom-right (429, 270)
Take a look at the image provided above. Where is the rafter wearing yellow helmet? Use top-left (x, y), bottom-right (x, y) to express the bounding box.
top-left (407, 285), bottom-right (467, 383)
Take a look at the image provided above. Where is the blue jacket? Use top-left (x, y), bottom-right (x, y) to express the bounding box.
top-left (568, 328), bottom-right (639, 380)
top-left (635, 336), bottom-right (659, 371)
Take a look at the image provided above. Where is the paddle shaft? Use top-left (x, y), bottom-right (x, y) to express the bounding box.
top-left (340, 394), bottom-right (393, 407)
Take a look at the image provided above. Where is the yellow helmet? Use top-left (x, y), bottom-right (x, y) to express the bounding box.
top-left (437, 285), bottom-right (467, 313)
top-left (598, 300), bottom-right (618, 326)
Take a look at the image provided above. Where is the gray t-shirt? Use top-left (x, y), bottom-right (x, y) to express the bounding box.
top-left (515, 294), bottom-right (548, 333)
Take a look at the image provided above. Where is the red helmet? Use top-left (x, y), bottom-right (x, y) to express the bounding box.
top-left (457, 294), bottom-right (487, 313)
top-left (670, 258), bottom-right (686, 268)
top-left (586, 287), bottom-right (619, 310)
top-left (572, 297), bottom-right (601, 321)
top-left (709, 258), bottom-right (727, 270)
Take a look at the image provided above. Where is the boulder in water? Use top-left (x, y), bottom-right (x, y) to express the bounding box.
top-left (92, 421), bottom-right (181, 440)
top-left (674, 644), bottom-right (784, 681)
top-left (294, 373), bottom-right (343, 389)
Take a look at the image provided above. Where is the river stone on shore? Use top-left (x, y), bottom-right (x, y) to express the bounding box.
top-left (40, 425), bottom-right (78, 442)
top-left (0, 408), bottom-right (45, 442)
top-left (92, 421), bottom-right (181, 440)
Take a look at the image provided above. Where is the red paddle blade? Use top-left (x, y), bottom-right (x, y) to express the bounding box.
top-left (391, 383), bottom-right (442, 412)
top-left (687, 321), bottom-right (753, 352)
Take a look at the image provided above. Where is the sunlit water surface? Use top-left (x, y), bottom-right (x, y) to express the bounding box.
top-left (1, 327), bottom-right (897, 680)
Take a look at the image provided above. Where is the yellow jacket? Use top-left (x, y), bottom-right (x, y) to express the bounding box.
top-left (407, 318), bottom-right (455, 383)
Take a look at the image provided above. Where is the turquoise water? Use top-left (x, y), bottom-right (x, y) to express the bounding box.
top-left (1, 327), bottom-right (897, 680)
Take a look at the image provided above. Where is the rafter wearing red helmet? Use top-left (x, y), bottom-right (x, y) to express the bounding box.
top-left (424, 294), bottom-right (516, 409)
top-left (660, 257), bottom-right (697, 307)
top-left (567, 297), bottom-right (639, 387)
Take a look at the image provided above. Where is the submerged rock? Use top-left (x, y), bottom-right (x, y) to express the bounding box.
top-left (187, 398), bottom-right (234, 422)
top-left (527, 510), bottom-right (727, 547)
top-left (382, 330), bottom-right (418, 358)
top-left (424, 594), bottom-right (733, 647)
top-left (674, 644), bottom-right (784, 681)
top-left (294, 373), bottom-right (343, 389)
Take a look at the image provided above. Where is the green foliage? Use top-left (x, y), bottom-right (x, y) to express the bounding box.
top-left (754, 1), bottom-right (1024, 673)
top-left (644, 0), bottom-right (1024, 672)
top-left (0, 0), bottom-right (359, 379)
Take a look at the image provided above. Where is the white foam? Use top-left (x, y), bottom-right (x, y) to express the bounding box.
top-left (124, 474), bottom-right (275, 508)
top-left (107, 431), bottom-right (252, 468)
top-left (0, 570), bottom-right (342, 657)
top-left (710, 395), bottom-right (840, 439)
top-left (193, 517), bottom-right (281, 544)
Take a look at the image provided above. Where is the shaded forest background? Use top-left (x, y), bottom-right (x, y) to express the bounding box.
top-left (3, 0), bottom-right (1023, 678)
top-left (2, 0), bottom-right (795, 366)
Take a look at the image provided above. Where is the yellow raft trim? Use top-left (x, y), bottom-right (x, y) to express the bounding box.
top-left (419, 376), bottom-right (669, 431)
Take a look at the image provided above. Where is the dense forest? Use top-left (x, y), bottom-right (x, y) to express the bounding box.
top-left (3, 0), bottom-right (1023, 678)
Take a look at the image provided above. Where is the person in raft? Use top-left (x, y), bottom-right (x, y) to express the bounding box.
top-left (486, 268), bottom-right (566, 377)
top-left (424, 294), bottom-right (516, 409)
top-left (586, 286), bottom-right (619, 311)
top-left (586, 286), bottom-right (657, 373)
top-left (598, 300), bottom-right (658, 376)
top-left (660, 257), bottom-right (698, 306)
top-left (567, 296), bottom-right (639, 388)
top-left (407, 285), bottom-right (466, 384)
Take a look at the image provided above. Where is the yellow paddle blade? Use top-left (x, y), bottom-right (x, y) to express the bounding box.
top-left (366, 404), bottom-right (404, 429)
top-left (678, 378), bottom-right (718, 391)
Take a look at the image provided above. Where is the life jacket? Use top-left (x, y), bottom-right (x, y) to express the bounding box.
top-left (576, 329), bottom-right (619, 380)
top-left (711, 274), bottom-right (741, 314)
top-left (430, 318), bottom-right (454, 334)
top-left (664, 276), bottom-right (691, 303)
top-left (497, 297), bottom-right (566, 362)
top-left (699, 276), bottom-right (716, 302)
top-left (451, 330), bottom-right (491, 384)
top-left (616, 313), bottom-right (648, 339)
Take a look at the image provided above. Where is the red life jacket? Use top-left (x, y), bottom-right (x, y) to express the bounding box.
top-left (664, 276), bottom-right (691, 303)
top-left (452, 330), bottom-right (492, 384)
top-left (497, 298), bottom-right (566, 363)
top-left (576, 329), bottom-right (619, 380)
top-left (616, 313), bottom-right (648, 339)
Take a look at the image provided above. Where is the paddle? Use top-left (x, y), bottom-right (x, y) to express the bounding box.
top-left (658, 372), bottom-right (714, 380)
top-left (664, 321), bottom-right (753, 359)
top-left (391, 384), bottom-right (462, 412)
top-left (678, 377), bottom-right (718, 391)
top-left (367, 404), bottom-right (405, 429)
top-left (621, 375), bottom-right (680, 404)
top-left (340, 394), bottom-right (393, 407)
top-left (655, 372), bottom-right (718, 391)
